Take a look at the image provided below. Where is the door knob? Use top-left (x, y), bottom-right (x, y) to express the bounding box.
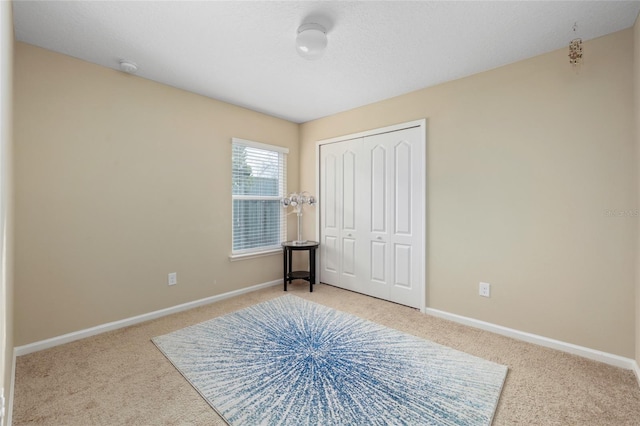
top-left (377, 236), bottom-right (382, 240)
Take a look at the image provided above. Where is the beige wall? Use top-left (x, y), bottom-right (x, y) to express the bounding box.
top-left (12, 27), bottom-right (639, 359)
top-left (301, 29), bottom-right (636, 358)
top-left (13, 42), bottom-right (299, 346)
top-left (635, 15), bottom-right (640, 368)
top-left (1, 0), bottom-right (14, 410)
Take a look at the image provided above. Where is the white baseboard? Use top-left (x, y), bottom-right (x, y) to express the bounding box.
top-left (9, 282), bottom-right (640, 421)
top-left (424, 307), bottom-right (639, 379)
top-left (6, 348), bottom-right (15, 426)
top-left (14, 279), bottom-right (281, 357)
top-left (7, 279), bottom-right (281, 426)
top-left (633, 360), bottom-right (640, 386)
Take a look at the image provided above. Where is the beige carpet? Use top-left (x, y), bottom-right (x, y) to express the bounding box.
top-left (12, 283), bottom-right (640, 425)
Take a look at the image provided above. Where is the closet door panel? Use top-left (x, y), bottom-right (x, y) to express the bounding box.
top-left (323, 235), bottom-right (338, 275)
top-left (394, 141), bottom-right (412, 235)
top-left (319, 147), bottom-right (340, 286)
top-left (394, 243), bottom-right (412, 288)
top-left (319, 139), bottom-right (363, 291)
top-left (363, 127), bottom-right (423, 308)
top-left (370, 241), bottom-right (386, 282)
top-left (342, 237), bottom-right (356, 277)
top-left (370, 145), bottom-right (387, 233)
top-left (324, 154), bottom-right (338, 229)
top-left (342, 150), bottom-right (357, 231)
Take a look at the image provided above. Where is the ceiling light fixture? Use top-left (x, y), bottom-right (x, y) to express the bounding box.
top-left (119, 60), bottom-right (138, 74)
top-left (296, 23), bottom-right (327, 60)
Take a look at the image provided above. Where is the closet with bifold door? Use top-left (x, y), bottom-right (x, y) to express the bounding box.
top-left (318, 121), bottom-right (426, 309)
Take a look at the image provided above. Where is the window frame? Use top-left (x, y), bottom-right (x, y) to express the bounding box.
top-left (230, 138), bottom-right (288, 260)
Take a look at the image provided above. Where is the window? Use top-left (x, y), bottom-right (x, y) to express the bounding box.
top-left (232, 138), bottom-right (288, 256)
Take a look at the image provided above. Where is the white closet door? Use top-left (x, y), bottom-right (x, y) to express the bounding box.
top-left (319, 125), bottom-right (424, 309)
top-left (361, 126), bottom-right (424, 308)
top-left (319, 139), bottom-right (363, 291)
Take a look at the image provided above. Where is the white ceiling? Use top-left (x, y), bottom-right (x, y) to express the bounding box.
top-left (12, 1), bottom-right (640, 123)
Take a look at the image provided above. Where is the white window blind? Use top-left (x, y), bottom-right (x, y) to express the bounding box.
top-left (232, 138), bottom-right (288, 255)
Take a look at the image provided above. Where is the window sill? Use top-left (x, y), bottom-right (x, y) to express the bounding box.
top-left (228, 248), bottom-right (282, 262)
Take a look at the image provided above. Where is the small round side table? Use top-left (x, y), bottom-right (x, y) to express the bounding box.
top-left (282, 241), bottom-right (319, 292)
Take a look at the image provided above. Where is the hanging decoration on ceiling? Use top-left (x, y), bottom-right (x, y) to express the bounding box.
top-left (568, 22), bottom-right (583, 71)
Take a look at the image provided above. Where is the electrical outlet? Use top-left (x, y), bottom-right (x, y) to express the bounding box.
top-left (168, 272), bottom-right (177, 286)
top-left (479, 282), bottom-right (491, 298)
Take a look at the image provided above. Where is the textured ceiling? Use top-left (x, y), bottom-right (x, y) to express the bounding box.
top-left (12, 1), bottom-right (640, 123)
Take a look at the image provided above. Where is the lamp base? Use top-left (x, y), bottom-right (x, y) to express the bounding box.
top-left (293, 240), bottom-right (308, 245)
